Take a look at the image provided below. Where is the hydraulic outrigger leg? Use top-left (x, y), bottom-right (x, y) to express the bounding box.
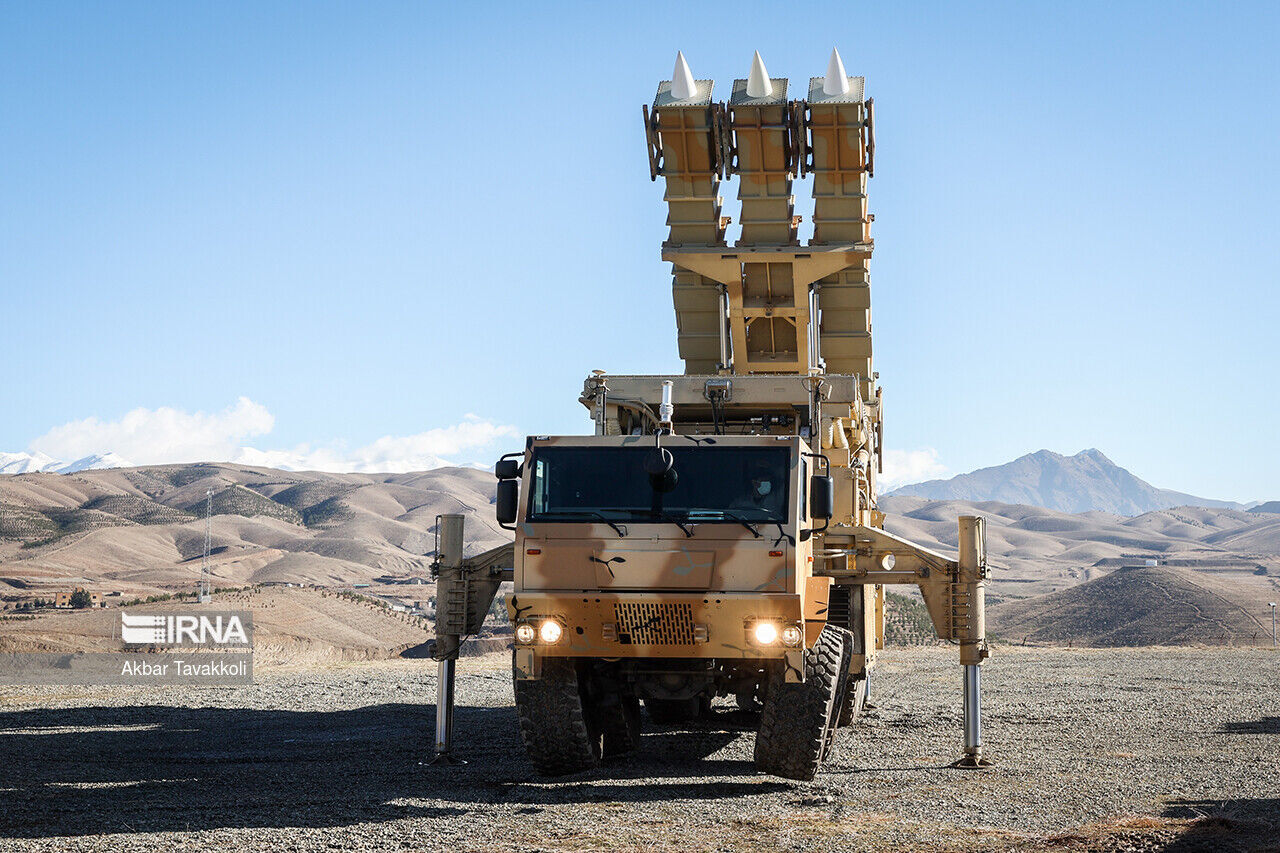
top-left (430, 514), bottom-right (466, 765)
top-left (427, 513), bottom-right (513, 766)
top-left (432, 658), bottom-right (459, 763)
top-left (955, 515), bottom-right (992, 768)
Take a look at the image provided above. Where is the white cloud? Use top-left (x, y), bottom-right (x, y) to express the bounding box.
top-left (31, 397), bottom-right (274, 466)
top-left (234, 416), bottom-right (519, 473)
top-left (880, 447), bottom-right (947, 490)
top-left (28, 399), bottom-right (518, 473)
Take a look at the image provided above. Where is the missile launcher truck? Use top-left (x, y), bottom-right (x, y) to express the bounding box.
top-left (430, 49), bottom-right (990, 781)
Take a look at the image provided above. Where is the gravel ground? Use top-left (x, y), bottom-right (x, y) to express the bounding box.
top-left (0, 646), bottom-right (1277, 852)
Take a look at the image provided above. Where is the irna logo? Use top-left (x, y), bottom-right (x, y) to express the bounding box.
top-left (121, 611), bottom-right (252, 647)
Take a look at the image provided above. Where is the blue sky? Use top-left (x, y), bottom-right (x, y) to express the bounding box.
top-left (1, 2), bottom-right (1276, 500)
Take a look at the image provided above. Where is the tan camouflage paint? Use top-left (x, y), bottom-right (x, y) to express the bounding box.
top-left (507, 435), bottom-right (814, 663)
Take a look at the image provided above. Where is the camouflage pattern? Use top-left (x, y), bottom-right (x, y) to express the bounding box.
top-left (506, 434), bottom-right (817, 666)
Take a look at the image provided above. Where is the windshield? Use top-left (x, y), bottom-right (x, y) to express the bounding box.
top-left (527, 445), bottom-right (792, 524)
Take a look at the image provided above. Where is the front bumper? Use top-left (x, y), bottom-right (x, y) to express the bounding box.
top-left (508, 591), bottom-right (807, 664)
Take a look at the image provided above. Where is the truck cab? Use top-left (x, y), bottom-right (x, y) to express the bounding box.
top-left (504, 434), bottom-right (834, 676)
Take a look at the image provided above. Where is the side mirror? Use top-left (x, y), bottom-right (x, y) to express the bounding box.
top-left (496, 480), bottom-right (519, 526)
top-left (495, 458), bottom-right (521, 480)
top-left (810, 475), bottom-right (834, 520)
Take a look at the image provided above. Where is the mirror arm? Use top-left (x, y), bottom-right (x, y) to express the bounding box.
top-left (802, 450), bottom-right (831, 476)
top-left (496, 451), bottom-right (525, 480)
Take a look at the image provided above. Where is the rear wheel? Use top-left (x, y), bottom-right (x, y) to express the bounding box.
top-left (513, 656), bottom-right (601, 775)
top-left (836, 672), bottom-right (868, 727)
top-left (754, 625), bottom-right (848, 781)
top-left (597, 693), bottom-right (641, 758)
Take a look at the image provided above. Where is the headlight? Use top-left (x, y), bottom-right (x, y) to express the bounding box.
top-left (753, 622), bottom-right (779, 645)
top-left (515, 623), bottom-right (536, 644)
top-left (781, 625), bottom-right (803, 647)
top-left (539, 619), bottom-right (563, 644)
top-left (881, 553), bottom-right (896, 570)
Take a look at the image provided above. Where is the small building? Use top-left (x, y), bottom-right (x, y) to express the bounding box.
top-left (54, 588), bottom-right (104, 609)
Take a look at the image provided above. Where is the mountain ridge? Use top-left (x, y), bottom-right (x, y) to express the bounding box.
top-left (2, 462), bottom-right (1277, 646)
top-left (0, 450), bottom-right (135, 475)
top-left (887, 448), bottom-right (1242, 516)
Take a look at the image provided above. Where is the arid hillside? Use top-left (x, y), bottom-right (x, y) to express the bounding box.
top-left (0, 586), bottom-right (438, 665)
top-left (2, 465), bottom-right (1278, 648)
top-left (990, 564), bottom-right (1277, 645)
top-left (882, 496), bottom-right (1280, 605)
top-left (0, 463), bottom-right (507, 601)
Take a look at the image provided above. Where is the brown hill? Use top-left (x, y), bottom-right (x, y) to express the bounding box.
top-left (3, 465), bottom-right (1277, 649)
top-left (0, 463), bottom-right (507, 601)
top-left (990, 564), bottom-right (1275, 646)
top-left (881, 496), bottom-right (1280, 605)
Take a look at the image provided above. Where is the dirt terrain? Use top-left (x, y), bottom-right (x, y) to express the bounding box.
top-left (0, 587), bottom-right (439, 665)
top-left (1, 646), bottom-right (1276, 852)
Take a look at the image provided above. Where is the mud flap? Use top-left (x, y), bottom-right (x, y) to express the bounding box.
top-left (514, 648), bottom-right (539, 680)
top-left (784, 649), bottom-right (804, 683)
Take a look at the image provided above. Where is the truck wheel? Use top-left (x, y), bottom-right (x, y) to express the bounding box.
top-left (735, 688), bottom-right (764, 714)
top-left (513, 656), bottom-right (601, 775)
top-left (821, 629), bottom-right (854, 759)
top-left (753, 625), bottom-right (847, 781)
top-left (644, 696), bottom-right (702, 724)
top-left (597, 694), bottom-right (641, 758)
top-left (836, 672), bottom-right (868, 727)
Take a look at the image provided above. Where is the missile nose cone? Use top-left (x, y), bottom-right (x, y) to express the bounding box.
top-left (823, 47), bottom-right (852, 96)
top-left (672, 51), bottom-right (697, 100)
top-left (746, 50), bottom-right (773, 98)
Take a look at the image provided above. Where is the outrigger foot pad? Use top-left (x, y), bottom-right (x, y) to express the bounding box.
top-left (951, 751), bottom-right (994, 769)
top-left (425, 752), bottom-right (467, 766)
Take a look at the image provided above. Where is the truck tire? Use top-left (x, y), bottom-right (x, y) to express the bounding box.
top-left (753, 625), bottom-right (847, 781)
top-left (597, 694), bottom-right (641, 758)
top-left (821, 629), bottom-right (854, 759)
top-left (836, 672), bottom-right (868, 727)
top-left (513, 656), bottom-right (601, 775)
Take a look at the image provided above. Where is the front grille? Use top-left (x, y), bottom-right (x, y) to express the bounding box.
top-left (614, 602), bottom-right (696, 645)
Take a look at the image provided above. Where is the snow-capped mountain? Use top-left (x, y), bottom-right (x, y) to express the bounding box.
top-left (56, 452), bottom-right (135, 473)
top-left (0, 448), bottom-right (493, 476)
top-left (0, 451), bottom-right (60, 474)
top-left (0, 451), bottom-right (135, 475)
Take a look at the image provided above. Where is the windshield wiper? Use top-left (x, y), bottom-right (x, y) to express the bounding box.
top-left (723, 514), bottom-right (761, 538)
top-left (649, 510), bottom-right (694, 538)
top-left (537, 512), bottom-right (627, 536)
top-left (685, 510), bottom-right (762, 538)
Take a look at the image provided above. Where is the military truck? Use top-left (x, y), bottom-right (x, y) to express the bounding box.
top-left (433, 49), bottom-right (990, 781)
